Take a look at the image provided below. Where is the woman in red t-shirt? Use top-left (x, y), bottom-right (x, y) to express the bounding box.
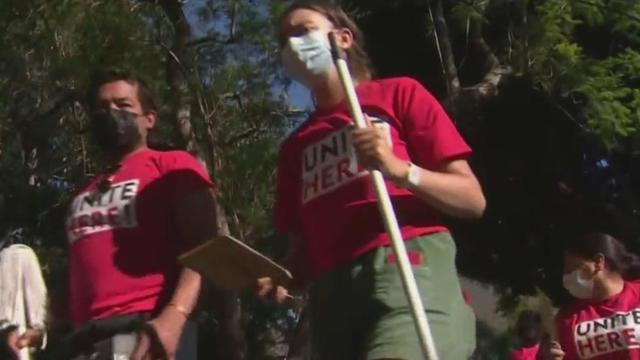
top-left (545, 233), bottom-right (640, 359)
top-left (258, 1), bottom-right (486, 359)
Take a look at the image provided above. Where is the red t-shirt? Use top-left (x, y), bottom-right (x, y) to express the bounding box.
top-left (510, 344), bottom-right (539, 360)
top-left (556, 280), bottom-right (640, 359)
top-left (66, 149), bottom-right (213, 326)
top-left (274, 77), bottom-right (472, 278)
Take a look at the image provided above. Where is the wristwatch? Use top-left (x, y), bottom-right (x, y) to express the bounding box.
top-left (398, 162), bottom-right (422, 188)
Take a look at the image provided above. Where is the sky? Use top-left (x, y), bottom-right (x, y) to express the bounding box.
top-left (184, 1), bottom-right (314, 114)
top-left (287, 79), bottom-right (313, 111)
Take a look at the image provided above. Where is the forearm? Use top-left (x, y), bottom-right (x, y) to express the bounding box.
top-left (137, 268), bottom-right (201, 357)
top-left (399, 164), bottom-right (486, 219)
top-left (351, 124), bottom-right (485, 219)
top-left (165, 267), bottom-right (202, 316)
top-left (169, 186), bottom-right (216, 315)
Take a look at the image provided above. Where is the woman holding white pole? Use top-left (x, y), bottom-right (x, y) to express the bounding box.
top-left (257, 1), bottom-right (486, 359)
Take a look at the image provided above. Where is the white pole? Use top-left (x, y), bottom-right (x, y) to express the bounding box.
top-left (328, 33), bottom-right (440, 360)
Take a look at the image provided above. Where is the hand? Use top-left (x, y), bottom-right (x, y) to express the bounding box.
top-left (351, 117), bottom-right (408, 183)
top-left (255, 277), bottom-right (290, 304)
top-left (17, 328), bottom-right (43, 349)
top-left (548, 341), bottom-right (565, 360)
top-left (132, 306), bottom-right (187, 360)
top-left (6, 330), bottom-right (20, 359)
top-left (537, 334), bottom-right (564, 360)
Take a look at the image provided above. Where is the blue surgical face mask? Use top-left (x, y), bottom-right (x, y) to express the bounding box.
top-left (281, 30), bottom-right (333, 87)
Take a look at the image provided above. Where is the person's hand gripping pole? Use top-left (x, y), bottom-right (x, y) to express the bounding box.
top-left (328, 31), bottom-right (440, 360)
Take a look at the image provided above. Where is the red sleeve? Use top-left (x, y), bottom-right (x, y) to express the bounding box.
top-left (393, 78), bottom-right (471, 169)
top-left (158, 151), bottom-right (215, 206)
top-left (274, 143), bottom-right (300, 233)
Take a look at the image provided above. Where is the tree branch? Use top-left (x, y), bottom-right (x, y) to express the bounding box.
top-left (463, 64), bottom-right (512, 98)
top-left (459, 14), bottom-right (510, 98)
top-left (222, 127), bottom-right (262, 147)
top-left (429, 0), bottom-right (460, 96)
top-left (156, 0), bottom-right (200, 153)
top-left (188, 2), bottom-right (240, 48)
top-left (449, 6), bottom-right (510, 100)
top-left (188, 35), bottom-right (235, 47)
top-left (229, 1), bottom-right (238, 41)
top-left (31, 90), bottom-right (80, 123)
top-left (469, 19), bottom-right (499, 72)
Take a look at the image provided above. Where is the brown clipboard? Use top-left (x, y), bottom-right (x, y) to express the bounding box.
top-left (178, 234), bottom-right (293, 291)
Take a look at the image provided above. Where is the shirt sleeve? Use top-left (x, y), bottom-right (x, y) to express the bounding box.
top-left (393, 78), bottom-right (472, 169)
top-left (161, 151), bottom-right (214, 188)
top-left (18, 246), bottom-right (48, 349)
top-left (20, 247), bottom-right (47, 330)
top-left (159, 151), bottom-right (215, 208)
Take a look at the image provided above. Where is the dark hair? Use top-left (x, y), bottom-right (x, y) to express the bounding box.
top-left (565, 233), bottom-right (640, 280)
top-left (86, 67), bottom-right (158, 114)
top-left (277, 0), bottom-right (374, 81)
top-left (515, 310), bottom-right (543, 346)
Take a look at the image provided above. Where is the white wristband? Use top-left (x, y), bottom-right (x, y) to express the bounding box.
top-left (398, 162), bottom-right (422, 188)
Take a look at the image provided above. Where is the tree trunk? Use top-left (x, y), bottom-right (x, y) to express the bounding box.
top-left (156, 1), bottom-right (246, 359)
top-left (430, 0), bottom-right (460, 97)
top-left (158, 0), bottom-right (198, 153)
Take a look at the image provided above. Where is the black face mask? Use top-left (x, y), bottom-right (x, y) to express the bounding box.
top-left (90, 109), bottom-right (142, 156)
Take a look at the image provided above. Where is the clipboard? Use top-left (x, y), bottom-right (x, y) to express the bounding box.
top-left (178, 234), bottom-right (293, 291)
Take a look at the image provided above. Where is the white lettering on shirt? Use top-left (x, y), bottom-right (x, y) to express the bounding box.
top-left (66, 179), bottom-right (139, 243)
top-left (573, 309), bottom-right (640, 358)
top-left (301, 117), bottom-right (391, 204)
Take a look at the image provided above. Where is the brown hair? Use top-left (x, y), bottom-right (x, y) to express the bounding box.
top-left (566, 233), bottom-right (640, 280)
top-left (86, 67), bottom-right (158, 114)
top-left (278, 0), bottom-right (374, 81)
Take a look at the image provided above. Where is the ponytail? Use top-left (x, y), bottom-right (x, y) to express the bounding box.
top-left (620, 251), bottom-right (640, 280)
top-left (565, 232), bottom-right (640, 280)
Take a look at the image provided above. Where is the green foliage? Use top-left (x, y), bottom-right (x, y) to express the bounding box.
top-left (526, 0), bottom-right (640, 147)
top-left (1, 0), bottom-right (638, 357)
top-left (341, 0), bottom-right (640, 325)
top-left (186, 0), bottom-right (292, 241)
top-left (0, 0), bottom-right (166, 240)
top-left (450, 0), bottom-right (489, 26)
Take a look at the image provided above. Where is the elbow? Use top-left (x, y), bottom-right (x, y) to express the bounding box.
top-left (455, 173), bottom-right (486, 219)
top-left (469, 193), bottom-right (487, 219)
top-left (467, 179), bottom-right (486, 219)
top-left (460, 188), bottom-right (486, 220)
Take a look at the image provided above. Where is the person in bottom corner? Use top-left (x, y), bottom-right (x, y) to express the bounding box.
top-left (257, 1), bottom-right (486, 359)
top-left (544, 232), bottom-right (640, 359)
top-left (0, 232), bottom-right (48, 360)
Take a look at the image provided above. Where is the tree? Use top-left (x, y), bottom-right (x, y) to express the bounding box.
top-left (0, 0), bottom-right (298, 358)
top-left (4, 0), bottom-right (637, 357)
top-left (340, 0), bottom-right (640, 307)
